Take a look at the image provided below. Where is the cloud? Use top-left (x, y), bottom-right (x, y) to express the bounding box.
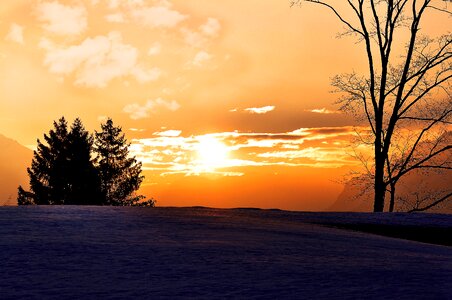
top-left (36, 1), bottom-right (87, 36)
top-left (153, 130), bottom-right (182, 137)
top-left (289, 126), bottom-right (360, 140)
top-left (182, 17), bottom-right (221, 48)
top-left (181, 28), bottom-right (206, 48)
top-left (148, 42), bottom-right (161, 56)
top-left (131, 5), bottom-right (187, 28)
top-left (200, 18), bottom-right (221, 37)
top-left (129, 126), bottom-right (365, 176)
top-left (105, 13), bottom-right (125, 23)
top-left (258, 147), bottom-right (346, 160)
top-left (123, 98), bottom-right (181, 120)
top-left (306, 108), bottom-right (341, 114)
top-left (108, 0), bottom-right (120, 9)
top-left (130, 66), bottom-right (161, 83)
top-left (244, 106), bottom-right (275, 114)
top-left (192, 51), bottom-right (211, 66)
top-left (5, 23), bottom-right (24, 44)
top-left (41, 32), bottom-right (160, 87)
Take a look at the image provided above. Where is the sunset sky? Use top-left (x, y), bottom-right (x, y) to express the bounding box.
top-left (1, 1), bottom-right (449, 210)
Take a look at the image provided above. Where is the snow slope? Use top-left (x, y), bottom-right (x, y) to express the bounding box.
top-left (0, 206), bottom-right (451, 299)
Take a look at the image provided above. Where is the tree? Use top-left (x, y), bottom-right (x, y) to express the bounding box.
top-left (94, 118), bottom-right (144, 206)
top-left (65, 118), bottom-right (101, 205)
top-left (27, 117), bottom-right (70, 204)
top-left (18, 117), bottom-right (148, 206)
top-left (384, 130), bottom-right (451, 212)
top-left (17, 117), bottom-right (100, 205)
top-left (23, 117), bottom-right (100, 205)
top-left (292, 0), bottom-right (451, 212)
top-left (17, 185), bottom-right (34, 205)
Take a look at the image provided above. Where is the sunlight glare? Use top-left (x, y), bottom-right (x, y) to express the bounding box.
top-left (195, 136), bottom-right (230, 171)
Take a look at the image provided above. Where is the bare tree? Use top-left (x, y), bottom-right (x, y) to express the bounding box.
top-left (292, 0), bottom-right (451, 212)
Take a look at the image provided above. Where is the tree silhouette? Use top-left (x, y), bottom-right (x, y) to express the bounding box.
top-left (94, 118), bottom-right (144, 206)
top-left (292, 0), bottom-right (451, 212)
top-left (65, 118), bottom-right (101, 205)
top-left (27, 117), bottom-right (70, 204)
top-left (17, 185), bottom-right (34, 205)
top-left (18, 117), bottom-right (147, 206)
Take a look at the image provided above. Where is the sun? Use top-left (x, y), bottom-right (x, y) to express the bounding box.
top-left (195, 136), bottom-right (230, 171)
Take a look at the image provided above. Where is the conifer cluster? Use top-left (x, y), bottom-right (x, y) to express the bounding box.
top-left (17, 117), bottom-right (152, 206)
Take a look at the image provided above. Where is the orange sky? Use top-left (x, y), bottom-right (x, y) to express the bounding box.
top-left (0, 1), bottom-right (449, 210)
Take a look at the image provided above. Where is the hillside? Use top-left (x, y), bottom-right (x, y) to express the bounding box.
top-left (0, 207), bottom-right (450, 299)
top-left (0, 134), bottom-right (32, 205)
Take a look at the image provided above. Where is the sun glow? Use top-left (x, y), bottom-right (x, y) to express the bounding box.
top-left (195, 136), bottom-right (230, 171)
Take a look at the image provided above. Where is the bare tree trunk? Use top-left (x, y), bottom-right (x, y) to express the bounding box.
top-left (374, 144), bottom-right (386, 212)
top-left (389, 183), bottom-right (396, 212)
top-left (374, 163), bottom-right (385, 212)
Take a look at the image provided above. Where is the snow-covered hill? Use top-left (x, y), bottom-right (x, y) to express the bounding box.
top-left (0, 206), bottom-right (450, 299)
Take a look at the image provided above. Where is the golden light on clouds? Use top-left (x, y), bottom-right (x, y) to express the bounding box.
top-left (129, 126), bottom-right (364, 178)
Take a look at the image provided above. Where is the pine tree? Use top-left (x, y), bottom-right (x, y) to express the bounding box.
top-left (65, 118), bottom-right (101, 205)
top-left (17, 185), bottom-right (34, 205)
top-left (20, 117), bottom-right (101, 205)
top-left (18, 117), bottom-right (147, 206)
top-left (94, 118), bottom-right (144, 205)
top-left (27, 117), bottom-right (70, 204)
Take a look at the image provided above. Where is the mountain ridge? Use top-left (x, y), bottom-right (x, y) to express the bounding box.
top-left (0, 133), bottom-right (32, 205)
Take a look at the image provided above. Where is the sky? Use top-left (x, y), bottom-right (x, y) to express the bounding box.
top-left (0, 0), bottom-right (449, 210)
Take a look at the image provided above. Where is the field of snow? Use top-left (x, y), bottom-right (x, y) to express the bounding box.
top-left (0, 206), bottom-right (451, 299)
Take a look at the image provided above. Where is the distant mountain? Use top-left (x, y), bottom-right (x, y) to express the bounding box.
top-left (330, 169), bottom-right (452, 213)
top-left (0, 134), bottom-right (32, 205)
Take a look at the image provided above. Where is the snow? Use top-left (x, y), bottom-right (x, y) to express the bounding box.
top-left (0, 206), bottom-right (451, 299)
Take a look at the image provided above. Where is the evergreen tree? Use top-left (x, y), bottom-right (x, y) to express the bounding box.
top-left (65, 118), bottom-right (101, 205)
top-left (18, 117), bottom-right (148, 206)
top-left (27, 117), bottom-right (70, 204)
top-left (17, 185), bottom-right (34, 205)
top-left (94, 118), bottom-right (144, 205)
top-left (20, 117), bottom-right (101, 205)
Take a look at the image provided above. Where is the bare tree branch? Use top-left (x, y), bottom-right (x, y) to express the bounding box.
top-left (408, 191), bottom-right (452, 212)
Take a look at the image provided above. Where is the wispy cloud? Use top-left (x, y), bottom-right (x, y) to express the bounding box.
top-left (153, 130), bottom-right (182, 137)
top-left (148, 42), bottom-right (161, 56)
top-left (5, 23), bottom-right (24, 44)
top-left (243, 106), bottom-right (275, 114)
top-left (200, 18), bottom-right (221, 37)
top-left (306, 108), bottom-right (341, 114)
top-left (105, 13), bottom-right (125, 23)
top-left (181, 28), bottom-right (206, 48)
top-left (123, 98), bottom-right (180, 120)
top-left (40, 32), bottom-right (160, 87)
top-left (131, 4), bottom-right (187, 28)
top-left (192, 51), bottom-right (211, 66)
top-left (130, 65), bottom-right (161, 83)
top-left (130, 128), bottom-right (146, 132)
top-left (181, 17), bottom-right (222, 48)
top-left (36, 1), bottom-right (87, 36)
